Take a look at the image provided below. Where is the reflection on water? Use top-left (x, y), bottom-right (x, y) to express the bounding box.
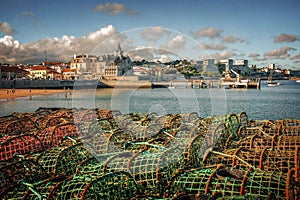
top-left (0, 80), bottom-right (299, 120)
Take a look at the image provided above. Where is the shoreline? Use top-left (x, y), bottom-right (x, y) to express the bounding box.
top-left (0, 89), bottom-right (68, 100)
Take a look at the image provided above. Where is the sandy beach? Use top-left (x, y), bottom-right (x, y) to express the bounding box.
top-left (0, 89), bottom-right (68, 100)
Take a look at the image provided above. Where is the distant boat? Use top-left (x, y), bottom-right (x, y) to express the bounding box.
top-left (296, 80), bottom-right (300, 83)
top-left (267, 81), bottom-right (280, 87)
top-left (267, 71), bottom-right (280, 87)
top-left (168, 82), bottom-right (176, 89)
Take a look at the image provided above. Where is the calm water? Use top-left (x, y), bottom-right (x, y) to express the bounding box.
top-left (0, 80), bottom-right (299, 120)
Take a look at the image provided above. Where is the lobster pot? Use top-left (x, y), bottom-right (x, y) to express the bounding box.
top-left (107, 130), bottom-right (134, 153)
top-left (203, 147), bottom-right (264, 170)
top-left (234, 135), bottom-right (276, 150)
top-left (238, 112), bottom-right (248, 129)
top-left (82, 131), bottom-right (113, 156)
top-left (80, 109), bottom-right (99, 122)
top-left (45, 115), bottom-right (72, 128)
top-left (143, 123), bottom-right (164, 142)
top-left (0, 116), bottom-right (19, 137)
top-left (51, 123), bottom-right (79, 146)
top-left (77, 117), bottom-right (116, 137)
top-left (0, 157), bottom-right (48, 198)
top-left (22, 176), bottom-right (70, 200)
top-left (196, 123), bottom-right (226, 160)
top-left (163, 114), bottom-right (182, 131)
top-left (97, 109), bottom-right (114, 119)
top-left (277, 135), bottom-right (300, 149)
top-left (36, 143), bottom-right (91, 176)
top-left (0, 134), bottom-right (43, 161)
top-left (224, 114), bottom-right (241, 136)
top-left (224, 147), bottom-right (264, 170)
top-left (32, 126), bottom-right (56, 149)
top-left (179, 112), bottom-right (199, 123)
top-left (128, 124), bottom-right (149, 141)
top-left (242, 170), bottom-right (289, 199)
top-left (249, 119), bottom-right (283, 128)
top-left (175, 132), bottom-right (207, 168)
top-left (262, 147), bottom-right (299, 180)
top-left (102, 151), bottom-right (134, 174)
top-left (282, 126), bottom-right (300, 136)
top-left (4, 117), bottom-right (37, 135)
top-left (168, 168), bottom-right (213, 197)
top-left (71, 109), bottom-right (93, 124)
top-left (238, 126), bottom-right (265, 137)
top-left (128, 144), bottom-right (188, 197)
top-left (76, 120), bottom-right (96, 136)
top-left (283, 119), bottom-right (300, 127)
top-left (50, 172), bottom-right (138, 200)
top-left (2, 175), bottom-right (69, 200)
top-left (75, 157), bottom-right (111, 178)
top-left (96, 118), bottom-right (118, 132)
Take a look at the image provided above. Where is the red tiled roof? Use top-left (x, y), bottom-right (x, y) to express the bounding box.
top-left (61, 68), bottom-right (71, 72)
top-left (30, 66), bottom-right (50, 71)
top-left (0, 66), bottom-right (29, 74)
top-left (47, 71), bottom-right (61, 75)
top-left (43, 61), bottom-right (64, 66)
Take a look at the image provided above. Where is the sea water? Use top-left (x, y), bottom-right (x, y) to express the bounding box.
top-left (0, 80), bottom-right (299, 120)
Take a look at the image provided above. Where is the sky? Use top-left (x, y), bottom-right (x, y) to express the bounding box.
top-left (0, 0), bottom-right (300, 69)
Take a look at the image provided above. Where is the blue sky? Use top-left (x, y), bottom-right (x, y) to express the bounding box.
top-left (0, 0), bottom-right (300, 69)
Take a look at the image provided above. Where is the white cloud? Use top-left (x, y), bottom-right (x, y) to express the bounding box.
top-left (264, 46), bottom-right (296, 59)
top-left (248, 53), bottom-right (261, 61)
top-left (205, 50), bottom-right (236, 61)
top-left (140, 26), bottom-right (167, 42)
top-left (161, 35), bottom-right (187, 54)
top-left (198, 42), bottom-right (226, 50)
top-left (0, 25), bottom-right (120, 64)
top-left (0, 35), bottom-right (20, 48)
top-left (0, 20), bottom-right (16, 35)
top-left (191, 27), bottom-right (223, 39)
top-left (94, 3), bottom-right (139, 16)
top-left (21, 11), bottom-right (35, 17)
top-left (155, 55), bottom-right (172, 63)
top-left (274, 33), bottom-right (299, 43)
top-left (222, 35), bottom-right (245, 44)
top-left (87, 25), bottom-right (116, 39)
top-left (290, 53), bottom-right (300, 60)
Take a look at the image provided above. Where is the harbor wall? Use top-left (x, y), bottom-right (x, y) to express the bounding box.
top-left (0, 77), bottom-right (151, 89)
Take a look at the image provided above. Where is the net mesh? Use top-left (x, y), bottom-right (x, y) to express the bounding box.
top-left (0, 108), bottom-right (299, 199)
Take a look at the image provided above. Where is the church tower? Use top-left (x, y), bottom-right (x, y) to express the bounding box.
top-left (115, 43), bottom-right (123, 59)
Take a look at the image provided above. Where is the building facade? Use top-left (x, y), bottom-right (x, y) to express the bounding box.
top-left (70, 44), bottom-right (132, 80)
top-left (29, 66), bottom-right (51, 79)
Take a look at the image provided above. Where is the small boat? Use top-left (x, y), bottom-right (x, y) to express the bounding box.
top-left (296, 80), bottom-right (300, 83)
top-left (267, 71), bottom-right (280, 87)
top-left (267, 81), bottom-right (280, 87)
top-left (168, 82), bottom-right (175, 89)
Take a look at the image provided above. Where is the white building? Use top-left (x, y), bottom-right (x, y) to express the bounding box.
top-left (202, 59), bottom-right (217, 72)
top-left (267, 63), bottom-right (275, 71)
top-left (218, 59), bottom-right (233, 72)
top-left (233, 59), bottom-right (248, 67)
top-left (70, 44), bottom-right (131, 79)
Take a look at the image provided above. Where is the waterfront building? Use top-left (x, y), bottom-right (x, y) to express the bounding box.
top-left (47, 70), bottom-right (63, 80)
top-left (202, 59), bottom-right (217, 72)
top-left (218, 59), bottom-right (234, 72)
top-left (61, 68), bottom-right (76, 80)
top-left (268, 63), bottom-right (275, 71)
top-left (70, 44), bottom-right (132, 80)
top-left (0, 66), bottom-right (29, 80)
top-left (232, 59), bottom-right (252, 76)
top-left (29, 66), bottom-right (51, 79)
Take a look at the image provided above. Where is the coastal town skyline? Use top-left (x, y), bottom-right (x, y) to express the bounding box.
top-left (0, 0), bottom-right (300, 69)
